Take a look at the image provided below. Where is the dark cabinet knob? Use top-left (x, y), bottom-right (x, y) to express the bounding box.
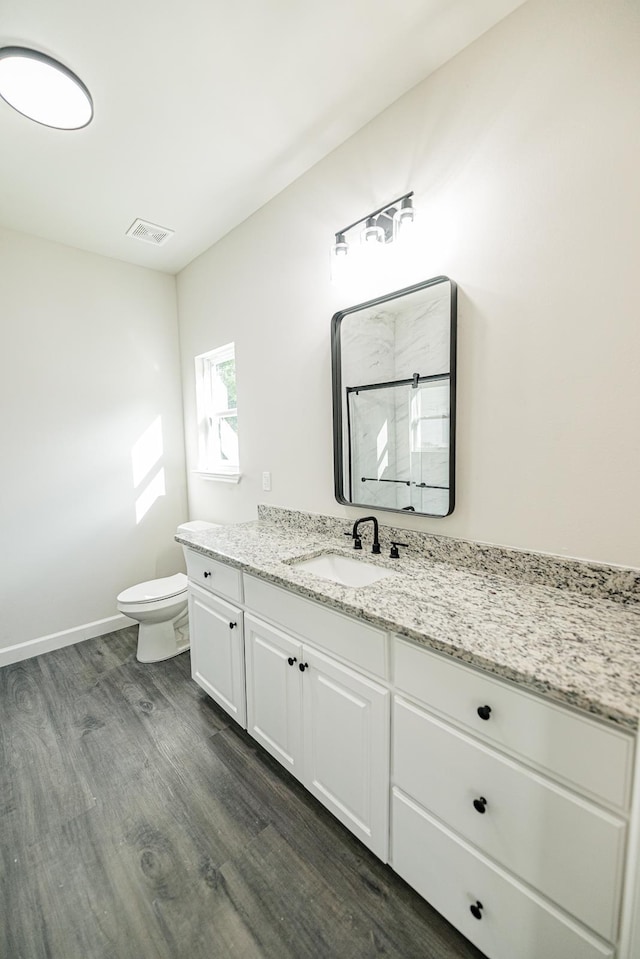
top-left (287, 656), bottom-right (297, 666)
top-left (470, 901), bottom-right (483, 920)
top-left (299, 662), bottom-right (308, 672)
top-left (203, 571), bottom-right (212, 578)
top-left (229, 621), bottom-right (237, 629)
top-left (473, 796), bottom-right (487, 814)
top-left (477, 705), bottom-right (492, 721)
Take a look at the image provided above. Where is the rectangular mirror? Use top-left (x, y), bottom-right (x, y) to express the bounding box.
top-left (331, 276), bottom-right (457, 517)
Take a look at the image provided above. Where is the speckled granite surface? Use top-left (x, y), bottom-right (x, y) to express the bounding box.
top-left (258, 506), bottom-right (640, 606)
top-left (176, 508), bottom-right (640, 730)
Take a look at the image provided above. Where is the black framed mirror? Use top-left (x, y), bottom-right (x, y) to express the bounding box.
top-left (331, 276), bottom-right (457, 517)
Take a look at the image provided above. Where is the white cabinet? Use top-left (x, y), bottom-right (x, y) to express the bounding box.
top-left (188, 581), bottom-right (246, 727)
top-left (244, 613), bottom-right (390, 860)
top-left (184, 546), bottom-right (637, 959)
top-left (393, 695), bottom-right (626, 941)
top-left (391, 637), bottom-right (633, 958)
top-left (186, 557), bottom-right (391, 861)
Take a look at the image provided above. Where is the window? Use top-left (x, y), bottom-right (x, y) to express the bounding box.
top-left (410, 381), bottom-right (450, 451)
top-left (194, 343), bottom-right (240, 480)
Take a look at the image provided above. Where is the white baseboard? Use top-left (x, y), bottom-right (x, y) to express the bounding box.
top-left (0, 614), bottom-right (135, 668)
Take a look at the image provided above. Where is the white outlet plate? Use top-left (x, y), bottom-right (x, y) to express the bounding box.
top-left (262, 471), bottom-right (271, 491)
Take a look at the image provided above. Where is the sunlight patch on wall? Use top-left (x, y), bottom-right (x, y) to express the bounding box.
top-left (131, 415), bottom-right (166, 524)
top-left (132, 416), bottom-right (163, 486)
top-left (135, 468), bottom-right (166, 524)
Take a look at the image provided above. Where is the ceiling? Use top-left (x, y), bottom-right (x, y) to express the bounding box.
top-left (0, 0), bottom-right (525, 274)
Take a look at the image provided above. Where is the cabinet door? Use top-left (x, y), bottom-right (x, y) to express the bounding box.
top-left (244, 615), bottom-right (303, 779)
top-left (189, 582), bottom-right (246, 727)
top-left (302, 647), bottom-right (390, 860)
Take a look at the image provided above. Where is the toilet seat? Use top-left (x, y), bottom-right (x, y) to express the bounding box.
top-left (117, 572), bottom-right (187, 605)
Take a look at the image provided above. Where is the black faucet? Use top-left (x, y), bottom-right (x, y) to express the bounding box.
top-left (350, 516), bottom-right (381, 554)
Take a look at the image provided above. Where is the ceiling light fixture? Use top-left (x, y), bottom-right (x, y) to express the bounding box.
top-left (332, 191), bottom-right (414, 269)
top-left (0, 46), bottom-right (93, 130)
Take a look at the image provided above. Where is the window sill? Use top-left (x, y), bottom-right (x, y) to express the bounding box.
top-left (193, 470), bottom-right (242, 484)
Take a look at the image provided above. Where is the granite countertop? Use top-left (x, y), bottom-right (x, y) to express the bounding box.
top-left (176, 515), bottom-right (640, 731)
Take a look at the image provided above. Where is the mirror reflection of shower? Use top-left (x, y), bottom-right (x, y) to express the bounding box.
top-left (333, 276), bottom-right (456, 518)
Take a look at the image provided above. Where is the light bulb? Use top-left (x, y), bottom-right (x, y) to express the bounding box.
top-left (332, 232), bottom-right (348, 257)
top-left (330, 233), bottom-right (350, 284)
top-left (393, 196), bottom-right (415, 238)
top-left (361, 216), bottom-right (384, 244)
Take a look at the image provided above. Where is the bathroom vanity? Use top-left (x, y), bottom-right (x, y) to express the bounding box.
top-left (176, 507), bottom-right (640, 959)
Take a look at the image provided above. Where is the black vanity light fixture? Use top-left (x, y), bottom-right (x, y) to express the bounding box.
top-left (331, 191), bottom-right (415, 264)
top-left (0, 46), bottom-right (93, 129)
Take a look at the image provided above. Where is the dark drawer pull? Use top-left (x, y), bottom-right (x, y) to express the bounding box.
top-left (470, 901), bottom-right (483, 920)
top-left (203, 571), bottom-right (212, 578)
top-left (477, 705), bottom-right (492, 721)
top-left (473, 796), bottom-right (487, 814)
top-left (299, 662), bottom-right (308, 672)
top-left (229, 621), bottom-right (237, 629)
top-left (287, 656), bottom-right (297, 666)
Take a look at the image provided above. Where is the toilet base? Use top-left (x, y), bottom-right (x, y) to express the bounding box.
top-left (136, 613), bottom-right (190, 663)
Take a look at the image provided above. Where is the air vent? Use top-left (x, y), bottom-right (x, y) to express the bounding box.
top-left (126, 218), bottom-right (174, 246)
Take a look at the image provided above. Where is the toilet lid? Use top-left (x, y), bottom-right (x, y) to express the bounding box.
top-left (117, 572), bottom-right (188, 604)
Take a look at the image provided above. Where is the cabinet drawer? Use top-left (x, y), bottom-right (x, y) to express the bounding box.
top-left (393, 638), bottom-right (633, 810)
top-left (185, 548), bottom-right (243, 603)
top-left (244, 575), bottom-right (388, 678)
top-left (393, 697), bottom-right (625, 941)
top-left (391, 789), bottom-right (614, 959)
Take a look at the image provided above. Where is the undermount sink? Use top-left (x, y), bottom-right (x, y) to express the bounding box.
top-left (291, 552), bottom-right (394, 588)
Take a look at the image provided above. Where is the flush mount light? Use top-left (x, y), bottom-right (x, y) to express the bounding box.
top-left (0, 46), bottom-right (93, 130)
top-left (331, 191), bottom-right (415, 265)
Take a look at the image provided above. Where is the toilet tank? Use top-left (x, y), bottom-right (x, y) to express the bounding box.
top-left (177, 520), bottom-right (219, 534)
top-left (177, 521), bottom-right (219, 567)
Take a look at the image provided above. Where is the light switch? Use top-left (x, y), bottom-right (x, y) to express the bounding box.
top-left (262, 471), bottom-right (271, 491)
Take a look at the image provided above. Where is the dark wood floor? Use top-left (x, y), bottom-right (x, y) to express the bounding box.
top-left (0, 628), bottom-right (485, 959)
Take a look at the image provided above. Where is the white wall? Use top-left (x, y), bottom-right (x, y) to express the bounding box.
top-left (0, 227), bottom-right (187, 661)
top-left (177, 0), bottom-right (640, 569)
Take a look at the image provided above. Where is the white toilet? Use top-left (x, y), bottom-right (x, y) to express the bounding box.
top-left (117, 521), bottom-right (217, 663)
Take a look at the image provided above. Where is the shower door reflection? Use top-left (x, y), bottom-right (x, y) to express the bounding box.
top-left (348, 377), bottom-right (451, 514)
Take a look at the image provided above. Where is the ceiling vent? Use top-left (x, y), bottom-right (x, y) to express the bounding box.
top-left (126, 218), bottom-right (174, 246)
